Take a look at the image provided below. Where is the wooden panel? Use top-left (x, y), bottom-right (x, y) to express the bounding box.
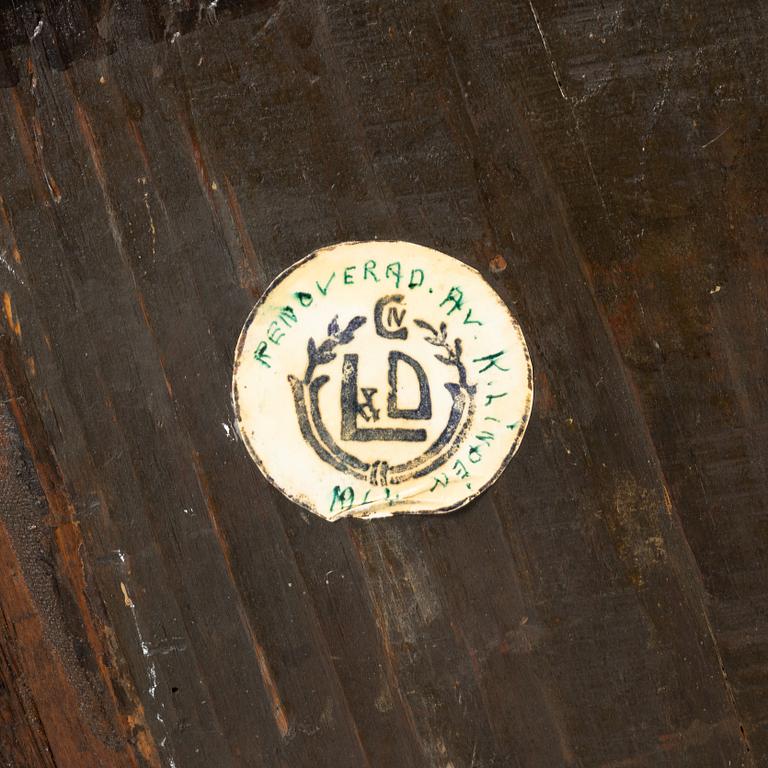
top-left (0, 2), bottom-right (765, 766)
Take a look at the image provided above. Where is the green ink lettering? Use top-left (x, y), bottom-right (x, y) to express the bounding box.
top-left (473, 350), bottom-right (510, 373)
top-left (344, 266), bottom-right (356, 285)
top-left (330, 486), bottom-right (355, 513)
top-left (316, 272), bottom-right (336, 296)
top-left (267, 320), bottom-right (285, 345)
top-left (453, 459), bottom-right (469, 480)
top-left (484, 392), bottom-right (508, 406)
top-left (385, 261), bottom-right (402, 288)
top-left (295, 291), bottom-right (313, 307)
top-left (476, 430), bottom-right (495, 446)
top-left (430, 473), bottom-right (449, 492)
top-left (463, 308), bottom-right (482, 326)
top-left (279, 305), bottom-right (297, 327)
top-left (408, 268), bottom-right (424, 289)
top-left (254, 341), bottom-right (271, 368)
top-left (440, 286), bottom-right (464, 314)
top-left (363, 260), bottom-right (379, 282)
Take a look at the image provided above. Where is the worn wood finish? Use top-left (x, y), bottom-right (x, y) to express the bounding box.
top-left (0, 2), bottom-right (766, 766)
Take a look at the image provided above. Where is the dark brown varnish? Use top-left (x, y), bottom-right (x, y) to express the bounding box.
top-left (0, 2), bottom-right (766, 766)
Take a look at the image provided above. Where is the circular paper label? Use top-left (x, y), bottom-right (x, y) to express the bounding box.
top-left (233, 241), bottom-right (533, 521)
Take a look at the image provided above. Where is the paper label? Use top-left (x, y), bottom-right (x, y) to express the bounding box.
top-left (233, 241), bottom-right (533, 520)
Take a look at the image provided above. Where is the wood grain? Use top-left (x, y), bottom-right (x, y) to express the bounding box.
top-left (0, 1), bottom-right (765, 766)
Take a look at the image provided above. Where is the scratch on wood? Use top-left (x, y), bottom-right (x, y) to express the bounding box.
top-left (139, 177), bottom-right (157, 260)
top-left (69, 88), bottom-right (129, 265)
top-left (526, 1), bottom-right (609, 218)
top-left (528, 1), bottom-right (568, 101)
top-left (190, 451), bottom-right (291, 738)
top-left (253, 639), bottom-right (290, 738)
top-left (223, 175), bottom-right (264, 294)
top-left (30, 114), bottom-right (62, 203)
top-left (7, 89), bottom-right (52, 206)
top-left (700, 126), bottom-right (731, 150)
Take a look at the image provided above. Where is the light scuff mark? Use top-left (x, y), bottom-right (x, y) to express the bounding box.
top-left (120, 581), bottom-right (178, 765)
top-left (528, 1), bottom-right (567, 101)
top-left (0, 251), bottom-right (24, 286)
top-left (138, 177), bottom-right (157, 260)
top-left (526, 2), bottom-right (610, 218)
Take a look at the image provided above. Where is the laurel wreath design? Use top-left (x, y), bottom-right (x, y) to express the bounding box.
top-left (290, 311), bottom-right (476, 494)
top-left (413, 320), bottom-right (476, 394)
top-left (303, 315), bottom-right (367, 384)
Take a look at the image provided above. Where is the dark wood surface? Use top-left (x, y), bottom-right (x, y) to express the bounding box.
top-left (0, 1), bottom-right (766, 766)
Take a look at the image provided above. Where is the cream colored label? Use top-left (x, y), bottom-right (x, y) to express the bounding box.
top-left (232, 241), bottom-right (532, 521)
